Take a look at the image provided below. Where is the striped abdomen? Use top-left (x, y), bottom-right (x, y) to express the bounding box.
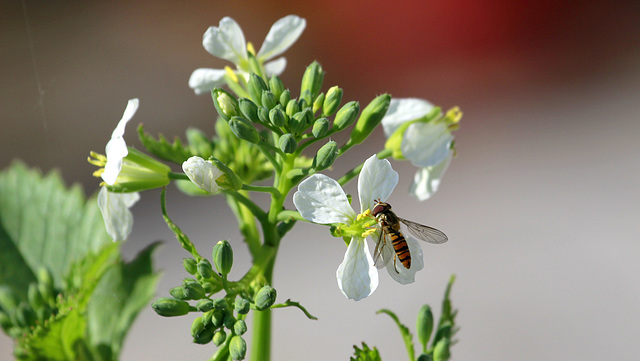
top-left (385, 226), bottom-right (411, 269)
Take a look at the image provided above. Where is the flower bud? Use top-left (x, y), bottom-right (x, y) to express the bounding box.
top-left (211, 309), bottom-right (225, 328)
top-left (213, 329), bottom-right (227, 346)
top-left (285, 98), bottom-right (299, 118)
top-left (416, 304), bottom-right (434, 352)
top-left (300, 61), bottom-right (324, 102)
top-left (212, 88), bottom-right (238, 120)
top-left (247, 53), bottom-right (263, 79)
top-left (261, 90), bottom-right (278, 110)
top-left (299, 92), bottom-right (311, 110)
top-left (433, 321), bottom-right (453, 345)
top-left (213, 240), bottom-right (233, 276)
top-left (254, 285), bottom-right (277, 311)
top-left (312, 117), bottom-right (330, 138)
top-left (186, 128), bottom-right (214, 159)
top-left (279, 89), bottom-right (291, 107)
top-left (234, 297), bottom-right (250, 315)
top-left (197, 259), bottom-right (214, 279)
top-left (313, 92), bottom-right (325, 114)
top-left (183, 279), bottom-right (206, 300)
top-left (416, 353), bottom-right (433, 361)
top-left (269, 76), bottom-right (285, 100)
top-left (223, 314), bottom-right (236, 330)
top-left (182, 156), bottom-right (225, 194)
top-left (229, 335), bottom-right (247, 360)
top-left (248, 73), bottom-right (268, 106)
top-left (278, 134), bottom-right (297, 154)
top-left (238, 98), bottom-right (260, 123)
top-left (229, 116), bottom-right (260, 144)
top-left (350, 94), bottom-right (391, 145)
top-left (152, 297), bottom-right (190, 317)
top-left (433, 338), bottom-right (451, 361)
top-left (183, 258), bottom-right (198, 275)
top-left (233, 319), bottom-right (247, 335)
top-left (289, 111), bottom-right (309, 134)
top-left (191, 316), bottom-right (205, 337)
top-left (323, 86), bottom-right (343, 116)
top-left (202, 281), bottom-right (218, 294)
top-left (257, 106), bottom-right (270, 124)
top-left (196, 299), bottom-right (214, 312)
top-left (312, 141), bottom-right (338, 172)
top-left (37, 267), bottom-right (55, 303)
top-left (334, 101), bottom-right (360, 130)
top-left (269, 107), bottom-right (286, 127)
top-left (169, 286), bottom-right (189, 300)
top-left (192, 318), bottom-right (215, 344)
top-left (212, 298), bottom-right (228, 310)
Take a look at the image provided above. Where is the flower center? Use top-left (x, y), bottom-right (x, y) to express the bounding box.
top-left (332, 209), bottom-right (378, 239)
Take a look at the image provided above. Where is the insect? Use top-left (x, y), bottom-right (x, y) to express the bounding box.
top-left (371, 200), bottom-right (448, 273)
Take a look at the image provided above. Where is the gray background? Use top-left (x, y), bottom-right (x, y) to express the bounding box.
top-left (2, 1), bottom-right (639, 360)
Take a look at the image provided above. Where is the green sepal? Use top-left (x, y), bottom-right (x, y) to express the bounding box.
top-left (350, 342), bottom-right (381, 361)
top-left (350, 94), bottom-right (391, 145)
top-left (261, 90), bottom-right (278, 110)
top-left (279, 133), bottom-right (298, 154)
top-left (238, 98), bottom-right (260, 124)
top-left (212, 240), bottom-right (233, 276)
top-left (323, 86), bottom-right (343, 116)
top-left (268, 76), bottom-right (285, 100)
top-left (384, 106), bottom-right (442, 159)
top-left (229, 335), bottom-right (247, 360)
top-left (211, 88), bottom-right (239, 121)
top-left (301, 61), bottom-right (324, 103)
top-left (254, 285), bottom-right (277, 310)
top-left (229, 116), bottom-right (260, 144)
top-left (334, 101), bottom-right (360, 130)
top-left (312, 141), bottom-right (338, 171)
top-left (248, 73), bottom-right (268, 106)
top-left (416, 304), bottom-right (434, 353)
top-left (151, 297), bottom-right (190, 317)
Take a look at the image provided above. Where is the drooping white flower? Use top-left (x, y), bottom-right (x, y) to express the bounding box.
top-left (189, 15), bottom-right (306, 95)
top-left (98, 186), bottom-right (140, 242)
top-left (382, 98), bottom-right (459, 200)
top-left (102, 98), bottom-right (139, 185)
top-left (182, 156), bottom-right (225, 193)
top-left (293, 155), bottom-right (425, 300)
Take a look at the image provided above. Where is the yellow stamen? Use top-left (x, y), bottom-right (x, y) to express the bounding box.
top-left (92, 169), bottom-right (104, 178)
top-left (356, 209), bottom-right (371, 221)
top-left (225, 66), bottom-right (238, 83)
top-left (88, 151), bottom-right (107, 166)
top-left (246, 42), bottom-right (256, 56)
top-left (361, 228), bottom-right (377, 238)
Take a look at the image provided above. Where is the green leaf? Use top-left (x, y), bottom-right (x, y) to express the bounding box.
top-left (29, 308), bottom-right (87, 361)
top-left (137, 124), bottom-right (193, 164)
top-left (350, 342), bottom-right (381, 361)
top-left (377, 308), bottom-right (415, 361)
top-left (0, 161), bottom-right (111, 295)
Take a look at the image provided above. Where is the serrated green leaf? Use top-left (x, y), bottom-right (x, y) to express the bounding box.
top-left (137, 124), bottom-right (193, 164)
top-left (350, 342), bottom-right (381, 361)
top-left (377, 308), bottom-right (415, 361)
top-left (29, 308), bottom-right (87, 361)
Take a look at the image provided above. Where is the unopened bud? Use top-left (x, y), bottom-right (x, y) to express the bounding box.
top-left (416, 353), bottom-right (433, 361)
top-left (334, 101), bottom-right (360, 130)
top-left (191, 316), bottom-right (205, 337)
top-left (312, 141), bottom-right (338, 171)
top-left (313, 92), bottom-right (325, 114)
top-left (323, 86), bottom-right (343, 116)
top-left (238, 98), bottom-right (260, 123)
top-left (312, 117), bottom-right (330, 138)
top-left (169, 286), bottom-right (189, 300)
top-left (269, 76), bottom-right (285, 100)
top-left (213, 329), bottom-right (227, 346)
top-left (269, 107), bottom-right (286, 127)
top-left (285, 98), bottom-right (299, 118)
top-left (300, 61), bottom-right (324, 102)
top-left (261, 90), bottom-right (278, 110)
top-left (183, 279), bottom-right (206, 300)
top-left (289, 111), bottom-right (308, 134)
top-left (416, 304), bottom-right (434, 352)
top-left (279, 89), bottom-right (291, 107)
top-left (257, 106), bottom-right (270, 124)
top-left (223, 314), bottom-right (236, 330)
top-left (233, 319), bottom-right (247, 335)
top-left (279, 134), bottom-right (297, 154)
top-left (229, 335), bottom-right (247, 360)
top-left (254, 285), bottom-right (277, 311)
top-left (213, 240), bottom-right (233, 276)
top-left (229, 116), bottom-right (260, 144)
top-left (192, 317), bottom-right (215, 344)
top-left (183, 258), bottom-right (198, 275)
top-left (212, 88), bottom-right (238, 120)
top-left (198, 259), bottom-right (214, 279)
top-left (248, 73), bottom-right (268, 106)
top-left (211, 309), bottom-right (225, 328)
top-left (152, 297), bottom-right (190, 317)
top-left (196, 299), bottom-right (214, 312)
top-left (37, 268), bottom-right (55, 304)
top-left (234, 298), bottom-right (250, 315)
top-left (433, 338), bottom-right (451, 361)
top-left (350, 94), bottom-right (391, 145)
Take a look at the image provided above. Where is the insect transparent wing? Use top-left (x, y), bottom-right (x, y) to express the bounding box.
top-left (398, 218), bottom-right (448, 244)
top-left (372, 231), bottom-right (394, 269)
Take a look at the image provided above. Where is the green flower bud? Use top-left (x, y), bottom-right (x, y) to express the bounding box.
top-left (202, 281), bottom-right (218, 294)
top-left (212, 88), bottom-right (238, 120)
top-left (261, 90), bottom-right (278, 110)
top-left (203, 310), bottom-right (213, 326)
top-left (248, 73), bottom-right (268, 106)
top-left (333, 101), bottom-right (360, 130)
top-left (269, 107), bottom-right (286, 127)
top-left (285, 98), bottom-right (299, 118)
top-left (196, 299), bottom-right (214, 312)
top-left (193, 325), bottom-right (215, 344)
top-left (278, 133), bottom-right (297, 154)
top-left (233, 319), bottom-right (247, 335)
top-left (238, 98), bottom-right (260, 123)
top-left (186, 128), bottom-right (214, 159)
top-left (229, 335), bottom-right (247, 360)
top-left (152, 297), bottom-right (191, 317)
top-left (416, 305), bottom-right (434, 352)
top-left (247, 53), bottom-right (263, 80)
top-left (191, 316), bottom-right (206, 337)
top-left (197, 259), bottom-right (214, 279)
top-left (183, 258), bottom-right (198, 275)
top-left (312, 118), bottom-right (330, 138)
top-left (257, 106), bottom-right (270, 124)
top-left (254, 285), bottom-right (277, 311)
top-left (299, 92), bottom-right (311, 110)
top-left (350, 94), bottom-right (391, 145)
top-left (234, 298), bottom-right (250, 315)
top-left (213, 329), bottom-right (227, 346)
top-left (28, 283), bottom-right (44, 309)
top-left (301, 61), bottom-right (324, 102)
top-left (433, 338), bottom-right (451, 361)
top-left (183, 279), bottom-right (206, 300)
top-left (289, 111), bottom-right (308, 134)
top-left (279, 89), bottom-right (291, 107)
top-left (211, 309), bottom-right (225, 328)
top-left (169, 286), bottom-right (189, 300)
top-left (312, 141), bottom-right (338, 172)
top-left (417, 353), bottom-right (433, 361)
top-left (323, 86), bottom-right (343, 116)
top-left (223, 314), bottom-right (236, 330)
top-left (433, 321), bottom-right (453, 345)
top-left (213, 240), bottom-right (233, 276)
top-left (229, 116), bottom-right (260, 144)
top-left (37, 267), bottom-right (56, 304)
top-left (313, 92), bottom-right (325, 114)
top-left (212, 298), bottom-right (228, 310)
top-left (269, 76), bottom-right (285, 100)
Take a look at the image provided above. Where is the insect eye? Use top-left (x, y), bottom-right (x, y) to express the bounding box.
top-left (372, 205), bottom-right (384, 215)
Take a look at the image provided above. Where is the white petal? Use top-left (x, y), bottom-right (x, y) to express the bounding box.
top-left (381, 98), bottom-right (433, 137)
top-left (189, 68), bottom-right (227, 95)
top-left (102, 99), bottom-right (139, 185)
top-left (182, 156), bottom-right (224, 193)
top-left (263, 57), bottom-right (287, 77)
top-left (336, 238), bottom-right (379, 301)
top-left (357, 155), bottom-right (398, 212)
top-left (257, 15), bottom-right (306, 61)
top-left (202, 17), bottom-right (247, 64)
top-left (410, 152), bottom-right (452, 201)
top-left (386, 237), bottom-right (424, 284)
top-left (401, 122), bottom-right (453, 168)
top-left (293, 174), bottom-right (356, 224)
top-left (97, 187), bottom-right (140, 242)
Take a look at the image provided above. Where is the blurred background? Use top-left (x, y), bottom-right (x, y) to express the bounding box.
top-left (2, 0), bottom-right (639, 360)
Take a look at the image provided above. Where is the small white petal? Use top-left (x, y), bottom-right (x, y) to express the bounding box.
top-left (257, 15), bottom-right (306, 61)
top-left (102, 99), bottom-right (139, 185)
top-left (386, 237), bottom-right (424, 284)
top-left (97, 187), bottom-right (140, 242)
top-left (336, 238), bottom-right (379, 301)
top-left (263, 57), bottom-right (287, 77)
top-left (182, 156), bottom-right (225, 193)
top-left (410, 152), bottom-right (452, 201)
top-left (293, 174), bottom-right (356, 224)
top-left (189, 68), bottom-right (227, 95)
top-left (202, 17), bottom-right (247, 64)
top-left (401, 122), bottom-right (453, 168)
top-left (381, 98), bottom-right (434, 137)
top-left (357, 155), bottom-right (398, 212)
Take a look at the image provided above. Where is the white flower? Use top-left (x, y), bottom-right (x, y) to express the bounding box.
top-left (189, 15), bottom-right (306, 95)
top-left (382, 98), bottom-right (457, 200)
top-left (102, 98), bottom-right (139, 185)
top-left (293, 155), bottom-right (425, 300)
top-left (98, 186), bottom-right (140, 242)
top-left (182, 156), bottom-right (225, 193)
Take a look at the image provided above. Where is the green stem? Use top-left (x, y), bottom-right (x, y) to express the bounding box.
top-left (242, 184), bottom-right (281, 198)
top-left (276, 210), bottom-right (306, 222)
top-left (225, 191), bottom-right (262, 259)
top-left (337, 149), bottom-right (392, 186)
top-left (168, 172), bottom-right (190, 180)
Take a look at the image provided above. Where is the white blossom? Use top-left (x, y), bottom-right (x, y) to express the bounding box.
top-left (182, 156), bottom-right (225, 193)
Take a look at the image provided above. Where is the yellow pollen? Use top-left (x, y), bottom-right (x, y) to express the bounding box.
top-left (246, 42), bottom-right (256, 56)
top-left (361, 228), bottom-right (377, 238)
top-left (92, 169), bottom-right (104, 178)
top-left (356, 209), bottom-right (371, 221)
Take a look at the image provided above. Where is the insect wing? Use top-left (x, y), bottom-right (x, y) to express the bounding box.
top-left (372, 230), bottom-right (394, 269)
top-left (398, 218), bottom-right (448, 244)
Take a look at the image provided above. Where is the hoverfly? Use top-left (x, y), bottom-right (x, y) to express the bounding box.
top-left (371, 200), bottom-right (448, 273)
